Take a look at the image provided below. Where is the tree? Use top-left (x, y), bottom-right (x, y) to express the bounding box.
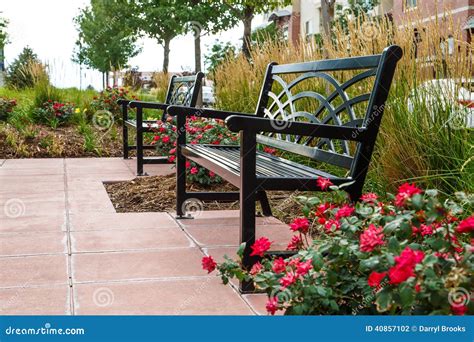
top-left (135, 0), bottom-right (190, 73)
top-left (73, 0), bottom-right (140, 87)
top-left (204, 40), bottom-right (236, 76)
top-left (4, 47), bottom-right (48, 89)
top-left (335, 0), bottom-right (381, 32)
top-left (0, 15), bottom-right (8, 73)
top-left (185, 0), bottom-right (238, 73)
top-left (321, 0), bottom-right (336, 38)
top-left (224, 0), bottom-right (291, 59)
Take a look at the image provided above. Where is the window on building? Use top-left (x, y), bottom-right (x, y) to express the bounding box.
top-left (305, 20), bottom-right (313, 36)
top-left (405, 0), bottom-right (417, 10)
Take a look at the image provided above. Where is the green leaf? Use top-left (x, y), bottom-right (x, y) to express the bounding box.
top-left (359, 256), bottom-right (380, 271)
top-left (236, 242), bottom-right (246, 259)
top-left (387, 236), bottom-right (400, 253)
top-left (376, 289), bottom-right (393, 312)
top-left (315, 286), bottom-right (327, 297)
top-left (399, 283), bottom-right (414, 308)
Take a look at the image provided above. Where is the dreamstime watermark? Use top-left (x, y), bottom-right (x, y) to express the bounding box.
top-left (360, 21), bottom-right (380, 42)
top-left (448, 287), bottom-right (471, 308)
top-left (352, 104), bottom-right (385, 139)
top-left (188, 21), bottom-right (203, 39)
top-left (3, 198), bottom-right (26, 218)
top-left (4, 323), bottom-right (85, 336)
top-left (92, 287), bottom-right (114, 307)
top-left (92, 110), bottom-right (114, 132)
top-left (270, 286), bottom-right (293, 304)
top-left (181, 198), bottom-right (204, 218)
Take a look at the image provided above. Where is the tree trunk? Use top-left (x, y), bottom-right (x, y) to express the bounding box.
top-left (106, 71), bottom-right (110, 88)
top-left (242, 5), bottom-right (254, 60)
top-left (163, 38), bottom-right (171, 73)
top-left (194, 31), bottom-right (203, 107)
top-left (321, 0), bottom-right (335, 39)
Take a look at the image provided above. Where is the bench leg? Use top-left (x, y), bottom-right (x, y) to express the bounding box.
top-left (257, 191), bottom-right (272, 217)
top-left (176, 114), bottom-right (187, 219)
top-left (123, 124), bottom-right (129, 159)
top-left (136, 108), bottom-right (145, 176)
top-left (239, 131), bottom-right (258, 293)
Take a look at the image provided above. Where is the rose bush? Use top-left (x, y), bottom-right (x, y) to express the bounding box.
top-left (90, 86), bottom-right (134, 121)
top-left (32, 100), bottom-right (75, 128)
top-left (0, 97), bottom-right (17, 121)
top-left (204, 180), bottom-right (473, 315)
top-left (151, 115), bottom-right (238, 185)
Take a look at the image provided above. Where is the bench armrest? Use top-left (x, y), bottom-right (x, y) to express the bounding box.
top-left (225, 115), bottom-right (367, 142)
top-left (129, 101), bottom-right (168, 110)
top-left (117, 99), bottom-right (130, 106)
top-left (167, 105), bottom-right (255, 120)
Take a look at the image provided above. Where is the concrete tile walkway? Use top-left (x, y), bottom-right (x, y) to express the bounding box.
top-left (0, 158), bottom-right (292, 315)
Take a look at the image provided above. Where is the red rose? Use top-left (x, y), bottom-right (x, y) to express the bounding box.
top-left (190, 167), bottom-right (198, 175)
top-left (361, 193), bottom-right (378, 203)
top-left (290, 217), bottom-right (310, 234)
top-left (185, 161), bottom-right (191, 169)
top-left (335, 204), bottom-right (355, 219)
top-left (201, 256), bottom-right (216, 273)
top-left (279, 271), bottom-right (298, 288)
top-left (456, 216), bottom-right (474, 234)
top-left (168, 155), bottom-right (176, 163)
top-left (263, 146), bottom-right (276, 155)
top-left (286, 235), bottom-right (302, 251)
top-left (388, 247), bottom-right (424, 284)
top-left (250, 237), bottom-right (272, 257)
top-left (250, 261), bottom-right (263, 275)
top-left (162, 136), bottom-right (170, 143)
top-left (266, 297), bottom-right (279, 315)
top-left (360, 224), bottom-right (385, 252)
top-left (316, 176), bottom-right (333, 190)
top-left (451, 304), bottom-right (468, 315)
top-left (394, 183), bottom-right (422, 207)
top-left (272, 257), bottom-right (286, 274)
top-left (209, 171), bottom-right (215, 178)
top-left (324, 219), bottom-right (341, 232)
top-left (296, 259), bottom-right (312, 276)
top-left (367, 271), bottom-right (387, 287)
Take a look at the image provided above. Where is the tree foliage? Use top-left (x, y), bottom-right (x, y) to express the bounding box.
top-left (0, 15), bottom-right (8, 48)
top-left (73, 0), bottom-right (140, 77)
top-left (4, 47), bottom-right (48, 89)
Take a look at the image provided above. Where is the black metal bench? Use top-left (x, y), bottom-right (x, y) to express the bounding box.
top-left (168, 46), bottom-right (403, 292)
top-left (120, 72), bottom-right (204, 175)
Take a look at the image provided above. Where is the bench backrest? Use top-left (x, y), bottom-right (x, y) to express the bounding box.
top-left (254, 45), bottom-right (402, 182)
top-left (165, 72), bottom-right (204, 107)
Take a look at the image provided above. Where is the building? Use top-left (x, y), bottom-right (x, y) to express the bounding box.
top-left (391, 0), bottom-right (474, 43)
top-left (267, 0), bottom-right (395, 44)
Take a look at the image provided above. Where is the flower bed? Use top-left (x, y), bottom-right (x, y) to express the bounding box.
top-left (151, 115), bottom-right (238, 185)
top-left (90, 86), bottom-right (134, 120)
top-left (203, 181), bottom-right (473, 315)
top-left (0, 97), bottom-right (17, 121)
top-left (32, 100), bottom-right (75, 128)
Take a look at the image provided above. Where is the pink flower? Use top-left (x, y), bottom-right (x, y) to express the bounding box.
top-left (168, 155), bottom-right (176, 163)
top-left (153, 135), bottom-right (160, 142)
top-left (290, 217), bottom-right (310, 234)
top-left (286, 235), bottom-right (302, 251)
top-left (209, 171), bottom-right (215, 178)
top-left (394, 183), bottom-right (422, 207)
top-left (451, 304), bottom-right (468, 315)
top-left (335, 204), bottom-right (355, 219)
top-left (272, 257), bottom-right (286, 274)
top-left (250, 261), bottom-right (263, 275)
top-left (420, 224), bottom-right (434, 236)
top-left (316, 176), bottom-right (333, 190)
top-left (361, 193), bottom-right (378, 203)
top-left (279, 271), bottom-right (298, 288)
top-left (190, 167), bottom-right (198, 175)
top-left (201, 256), bottom-right (216, 273)
top-left (456, 216), bottom-right (474, 234)
top-left (162, 136), bottom-right (170, 143)
top-left (388, 247), bottom-right (424, 285)
top-left (250, 237), bottom-right (272, 257)
top-left (296, 259), bottom-right (312, 276)
top-left (169, 148), bottom-right (176, 155)
top-left (367, 271), bottom-right (387, 287)
top-left (324, 219), bottom-right (341, 232)
top-left (359, 224), bottom-right (385, 252)
top-left (263, 146), bottom-right (276, 154)
top-left (266, 297), bottom-right (279, 315)
top-left (185, 161), bottom-right (191, 169)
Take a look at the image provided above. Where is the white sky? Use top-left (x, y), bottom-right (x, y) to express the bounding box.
top-left (1, 0), bottom-right (265, 90)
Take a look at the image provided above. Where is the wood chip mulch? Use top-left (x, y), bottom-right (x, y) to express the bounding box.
top-left (104, 174), bottom-right (304, 224)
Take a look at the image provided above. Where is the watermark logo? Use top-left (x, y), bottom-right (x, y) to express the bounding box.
top-left (3, 199), bottom-right (26, 218)
top-left (181, 198), bottom-right (204, 218)
top-left (92, 110), bottom-right (114, 132)
top-left (92, 287), bottom-right (114, 307)
top-left (189, 21), bottom-right (203, 40)
top-left (448, 287), bottom-right (471, 308)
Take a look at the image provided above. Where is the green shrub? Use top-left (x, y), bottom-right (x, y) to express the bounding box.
top-left (0, 97), bottom-right (17, 121)
top-left (32, 79), bottom-right (63, 109)
top-left (90, 86), bottom-right (132, 122)
top-left (5, 47), bottom-right (48, 89)
top-left (32, 100), bottom-right (75, 128)
top-left (207, 182), bottom-right (473, 315)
